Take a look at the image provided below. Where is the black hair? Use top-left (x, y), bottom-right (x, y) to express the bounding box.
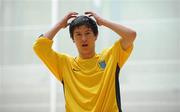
top-left (69, 16), bottom-right (98, 39)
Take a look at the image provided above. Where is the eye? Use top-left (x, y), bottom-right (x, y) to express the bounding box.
top-left (75, 33), bottom-right (81, 37)
top-left (85, 32), bottom-right (91, 35)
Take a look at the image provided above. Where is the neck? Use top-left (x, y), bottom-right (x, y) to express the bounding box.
top-left (79, 52), bottom-right (96, 59)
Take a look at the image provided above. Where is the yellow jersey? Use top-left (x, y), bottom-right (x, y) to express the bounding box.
top-left (33, 37), bottom-right (133, 112)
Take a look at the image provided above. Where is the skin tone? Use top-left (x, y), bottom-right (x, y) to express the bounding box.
top-left (44, 11), bottom-right (136, 59)
top-left (84, 11), bottom-right (136, 50)
top-left (44, 12), bottom-right (78, 40)
top-left (73, 25), bottom-right (97, 59)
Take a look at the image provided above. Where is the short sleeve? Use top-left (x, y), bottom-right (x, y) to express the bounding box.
top-left (105, 39), bottom-right (133, 68)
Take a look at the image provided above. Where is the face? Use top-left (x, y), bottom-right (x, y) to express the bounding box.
top-left (73, 25), bottom-right (97, 59)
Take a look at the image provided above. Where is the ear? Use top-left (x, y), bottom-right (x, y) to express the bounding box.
top-left (72, 38), bottom-right (75, 43)
top-left (95, 36), bottom-right (97, 41)
top-left (95, 33), bottom-right (98, 40)
top-left (71, 36), bottom-right (75, 43)
top-left (72, 39), bottom-right (75, 43)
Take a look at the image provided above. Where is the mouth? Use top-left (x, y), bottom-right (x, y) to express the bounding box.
top-left (82, 44), bottom-right (88, 47)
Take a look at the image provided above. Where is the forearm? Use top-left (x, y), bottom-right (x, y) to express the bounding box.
top-left (44, 22), bottom-right (64, 40)
top-left (43, 12), bottom-right (78, 40)
top-left (101, 19), bottom-right (136, 41)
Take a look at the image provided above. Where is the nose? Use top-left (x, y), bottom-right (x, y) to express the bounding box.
top-left (82, 35), bottom-right (87, 42)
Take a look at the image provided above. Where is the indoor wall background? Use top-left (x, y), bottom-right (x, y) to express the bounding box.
top-left (0, 0), bottom-right (179, 112)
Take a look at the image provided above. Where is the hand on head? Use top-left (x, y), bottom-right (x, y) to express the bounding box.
top-left (62, 11), bottom-right (103, 28)
top-left (61, 12), bottom-right (79, 28)
top-left (84, 11), bottom-right (103, 26)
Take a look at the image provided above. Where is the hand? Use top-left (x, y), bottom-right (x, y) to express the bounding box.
top-left (43, 12), bottom-right (78, 40)
top-left (84, 11), bottom-right (104, 26)
top-left (60, 12), bottom-right (78, 28)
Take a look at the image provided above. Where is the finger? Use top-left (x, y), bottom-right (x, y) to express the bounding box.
top-left (67, 15), bottom-right (77, 23)
top-left (84, 12), bottom-right (98, 18)
top-left (88, 14), bottom-right (93, 17)
top-left (71, 12), bottom-right (78, 15)
top-left (84, 13), bottom-right (92, 17)
top-left (69, 15), bottom-right (78, 18)
top-left (69, 11), bottom-right (78, 15)
top-left (84, 11), bottom-right (93, 15)
top-left (66, 23), bottom-right (70, 27)
top-left (67, 15), bottom-right (77, 21)
top-left (84, 12), bottom-right (93, 17)
top-left (67, 12), bottom-right (78, 18)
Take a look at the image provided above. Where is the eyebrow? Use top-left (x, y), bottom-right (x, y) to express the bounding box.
top-left (74, 31), bottom-right (81, 34)
top-left (74, 29), bottom-right (92, 34)
top-left (85, 29), bottom-right (92, 32)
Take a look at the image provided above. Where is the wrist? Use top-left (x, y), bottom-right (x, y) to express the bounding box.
top-left (99, 18), bottom-right (108, 26)
top-left (56, 21), bottom-right (65, 29)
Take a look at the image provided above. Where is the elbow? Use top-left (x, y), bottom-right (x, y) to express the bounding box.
top-left (132, 31), bottom-right (137, 39)
top-left (32, 43), bottom-right (37, 52)
top-left (32, 42), bottom-right (40, 54)
top-left (130, 31), bottom-right (137, 41)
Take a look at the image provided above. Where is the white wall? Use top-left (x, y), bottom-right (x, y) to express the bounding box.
top-left (0, 0), bottom-right (179, 112)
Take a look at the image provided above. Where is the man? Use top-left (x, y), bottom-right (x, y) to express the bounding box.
top-left (33, 11), bottom-right (136, 112)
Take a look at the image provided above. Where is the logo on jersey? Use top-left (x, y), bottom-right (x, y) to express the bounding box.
top-left (98, 60), bottom-right (106, 70)
top-left (72, 68), bottom-right (80, 71)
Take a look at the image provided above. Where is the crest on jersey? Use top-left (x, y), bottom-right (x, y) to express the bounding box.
top-left (98, 60), bottom-right (106, 70)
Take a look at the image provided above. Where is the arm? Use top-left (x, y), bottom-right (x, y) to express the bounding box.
top-left (85, 11), bottom-right (136, 50)
top-left (33, 12), bottom-right (78, 81)
top-left (44, 12), bottom-right (78, 40)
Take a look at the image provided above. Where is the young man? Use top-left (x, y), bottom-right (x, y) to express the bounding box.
top-left (33, 11), bottom-right (136, 112)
